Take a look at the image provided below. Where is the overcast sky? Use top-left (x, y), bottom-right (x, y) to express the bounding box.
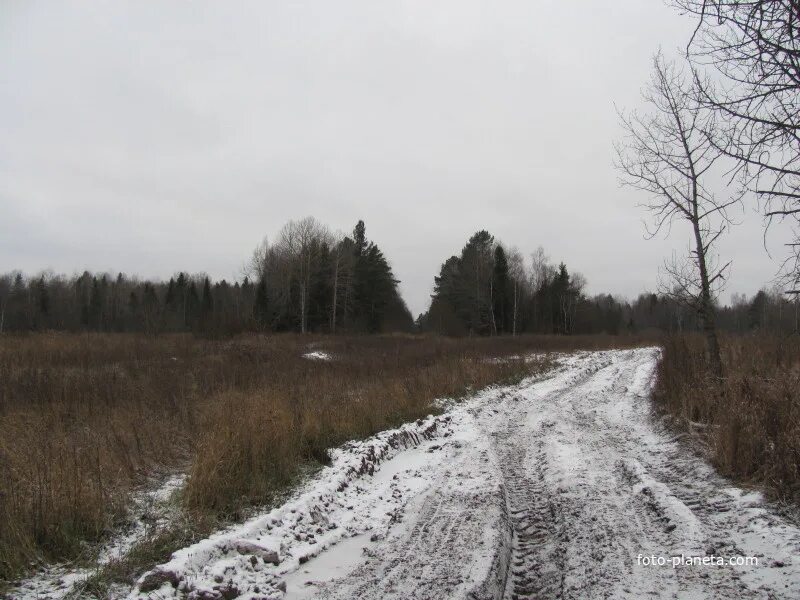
top-left (0, 0), bottom-right (790, 316)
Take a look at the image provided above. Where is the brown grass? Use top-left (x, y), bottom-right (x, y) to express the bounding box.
top-left (654, 334), bottom-right (800, 503)
top-left (0, 332), bottom-right (651, 582)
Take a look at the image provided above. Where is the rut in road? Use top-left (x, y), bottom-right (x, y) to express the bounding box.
top-left (483, 349), bottom-right (799, 600)
top-left (498, 435), bottom-right (564, 600)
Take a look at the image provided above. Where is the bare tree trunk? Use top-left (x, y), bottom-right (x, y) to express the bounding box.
top-left (616, 53), bottom-right (734, 379)
top-left (489, 278), bottom-right (497, 335)
top-left (695, 257), bottom-right (723, 377)
top-left (300, 284), bottom-right (307, 334)
top-left (300, 251), bottom-right (313, 334)
top-left (689, 147), bottom-right (724, 378)
top-left (331, 259), bottom-right (339, 334)
top-left (512, 280), bottom-right (518, 336)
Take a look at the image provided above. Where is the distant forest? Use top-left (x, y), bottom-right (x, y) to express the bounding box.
top-left (0, 218), bottom-right (796, 336)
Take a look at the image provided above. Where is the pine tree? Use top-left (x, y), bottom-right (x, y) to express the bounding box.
top-left (353, 220), bottom-right (367, 257)
top-left (552, 263), bottom-right (575, 334)
top-left (492, 245), bottom-right (510, 334)
top-left (460, 230), bottom-right (495, 335)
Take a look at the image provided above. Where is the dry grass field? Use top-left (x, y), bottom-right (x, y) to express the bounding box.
top-left (0, 332), bottom-right (651, 583)
top-left (655, 334), bottom-right (800, 504)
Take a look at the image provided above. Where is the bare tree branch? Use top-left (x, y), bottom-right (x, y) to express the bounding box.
top-left (616, 52), bottom-right (737, 376)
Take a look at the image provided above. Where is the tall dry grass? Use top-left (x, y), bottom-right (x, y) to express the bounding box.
top-left (654, 334), bottom-right (800, 502)
top-left (0, 332), bottom-right (650, 581)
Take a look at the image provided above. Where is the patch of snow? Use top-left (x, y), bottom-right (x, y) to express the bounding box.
top-left (302, 351), bottom-right (332, 361)
top-left (11, 473), bottom-right (185, 600)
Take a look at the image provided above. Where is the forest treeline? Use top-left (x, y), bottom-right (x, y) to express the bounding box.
top-left (416, 230), bottom-right (797, 336)
top-left (0, 220), bottom-right (796, 337)
top-left (0, 218), bottom-right (413, 336)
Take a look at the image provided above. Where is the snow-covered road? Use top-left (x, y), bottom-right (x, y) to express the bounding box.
top-left (131, 348), bottom-right (800, 600)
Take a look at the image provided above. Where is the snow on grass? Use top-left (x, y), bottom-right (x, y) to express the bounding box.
top-left (11, 474), bottom-right (186, 600)
top-left (125, 380), bottom-right (522, 600)
top-left (302, 351), bottom-right (332, 361)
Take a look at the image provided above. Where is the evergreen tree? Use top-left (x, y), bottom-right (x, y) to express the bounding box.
top-left (492, 245), bottom-right (511, 334)
top-left (37, 276), bottom-right (50, 322)
top-left (89, 277), bottom-right (103, 329)
top-left (347, 221), bottom-right (410, 332)
top-left (186, 282), bottom-right (200, 328)
top-left (201, 277), bottom-right (214, 316)
top-left (128, 290), bottom-right (139, 331)
top-left (176, 272), bottom-right (188, 329)
top-left (165, 278), bottom-right (176, 308)
top-left (353, 220), bottom-right (367, 256)
top-left (429, 256), bottom-right (468, 335)
top-left (428, 230), bottom-right (495, 335)
top-left (142, 283), bottom-right (160, 333)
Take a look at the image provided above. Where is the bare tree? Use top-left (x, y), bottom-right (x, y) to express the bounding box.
top-left (276, 217), bottom-right (333, 334)
top-left (529, 246), bottom-right (552, 292)
top-left (615, 53), bottom-right (740, 377)
top-left (246, 236), bottom-right (270, 281)
top-left (673, 0), bottom-right (800, 286)
top-left (328, 231), bottom-right (353, 334)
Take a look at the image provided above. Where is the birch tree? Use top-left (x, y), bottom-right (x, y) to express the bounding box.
top-left (508, 247), bottom-right (525, 336)
top-left (277, 217), bottom-right (332, 333)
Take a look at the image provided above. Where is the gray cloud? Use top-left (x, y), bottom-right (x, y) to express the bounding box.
top-left (1, 0), bottom-right (791, 315)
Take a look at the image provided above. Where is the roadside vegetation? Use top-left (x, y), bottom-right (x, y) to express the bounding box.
top-left (655, 334), bottom-right (800, 504)
top-left (617, 0), bottom-right (800, 511)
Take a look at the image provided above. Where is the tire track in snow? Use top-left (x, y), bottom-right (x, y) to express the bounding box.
top-left (484, 348), bottom-right (799, 599)
top-left (119, 348), bottom-right (800, 600)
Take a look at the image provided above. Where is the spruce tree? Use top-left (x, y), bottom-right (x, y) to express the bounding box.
top-left (353, 220), bottom-right (367, 256)
top-left (492, 245), bottom-right (511, 334)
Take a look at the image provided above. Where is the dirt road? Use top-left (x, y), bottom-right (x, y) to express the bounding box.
top-left (130, 348), bottom-right (800, 600)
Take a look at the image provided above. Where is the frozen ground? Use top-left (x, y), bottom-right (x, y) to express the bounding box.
top-left (129, 348), bottom-right (800, 600)
top-left (15, 349), bottom-right (800, 599)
